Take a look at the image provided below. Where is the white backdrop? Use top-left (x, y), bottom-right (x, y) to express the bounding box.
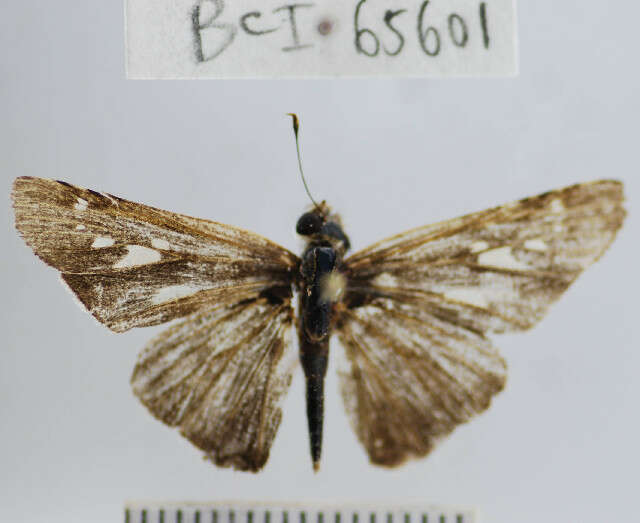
top-left (1, 2), bottom-right (639, 523)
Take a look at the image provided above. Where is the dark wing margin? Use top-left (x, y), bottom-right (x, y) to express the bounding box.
top-left (131, 295), bottom-right (296, 472)
top-left (338, 180), bottom-right (625, 466)
top-left (12, 177), bottom-right (299, 332)
top-left (336, 297), bottom-right (506, 467)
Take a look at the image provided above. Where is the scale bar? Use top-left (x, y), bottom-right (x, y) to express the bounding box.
top-left (124, 504), bottom-right (476, 523)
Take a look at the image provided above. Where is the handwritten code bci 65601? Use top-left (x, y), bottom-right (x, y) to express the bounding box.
top-left (126, 0), bottom-right (517, 78)
top-left (192, 0), bottom-right (491, 63)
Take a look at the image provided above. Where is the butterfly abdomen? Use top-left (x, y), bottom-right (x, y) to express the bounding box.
top-left (298, 241), bottom-right (347, 470)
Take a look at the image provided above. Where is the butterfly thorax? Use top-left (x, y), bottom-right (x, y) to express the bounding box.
top-left (296, 205), bottom-right (350, 340)
top-left (295, 205), bottom-right (350, 470)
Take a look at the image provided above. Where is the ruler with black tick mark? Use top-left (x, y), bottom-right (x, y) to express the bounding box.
top-left (124, 503), bottom-right (476, 523)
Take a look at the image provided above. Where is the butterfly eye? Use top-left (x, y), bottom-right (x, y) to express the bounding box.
top-left (296, 212), bottom-right (323, 235)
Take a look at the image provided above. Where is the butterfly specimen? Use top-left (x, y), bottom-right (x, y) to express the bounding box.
top-left (12, 117), bottom-right (626, 472)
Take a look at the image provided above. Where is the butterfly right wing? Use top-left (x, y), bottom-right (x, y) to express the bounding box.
top-left (337, 180), bottom-right (625, 466)
top-left (131, 293), bottom-right (296, 472)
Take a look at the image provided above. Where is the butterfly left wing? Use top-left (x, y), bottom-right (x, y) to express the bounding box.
top-left (12, 177), bottom-right (299, 332)
top-left (338, 180), bottom-right (625, 466)
top-left (131, 294), bottom-right (295, 472)
top-left (13, 176), bottom-right (300, 471)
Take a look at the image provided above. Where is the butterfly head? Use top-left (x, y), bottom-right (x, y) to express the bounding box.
top-left (296, 202), bottom-right (351, 253)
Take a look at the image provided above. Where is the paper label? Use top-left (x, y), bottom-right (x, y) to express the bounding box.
top-left (126, 0), bottom-right (517, 78)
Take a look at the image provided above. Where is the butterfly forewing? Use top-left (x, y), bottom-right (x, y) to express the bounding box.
top-left (12, 177), bottom-right (299, 332)
top-left (131, 295), bottom-right (296, 472)
top-left (338, 180), bottom-right (625, 466)
top-left (344, 180), bottom-right (625, 334)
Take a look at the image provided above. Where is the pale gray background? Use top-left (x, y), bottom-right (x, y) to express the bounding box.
top-left (1, 2), bottom-right (639, 523)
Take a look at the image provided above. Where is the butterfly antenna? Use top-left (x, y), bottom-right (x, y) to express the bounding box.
top-left (288, 113), bottom-right (321, 212)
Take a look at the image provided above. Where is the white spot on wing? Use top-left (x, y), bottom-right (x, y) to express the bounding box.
top-left (75, 224), bottom-right (86, 231)
top-left (102, 193), bottom-right (119, 207)
top-left (372, 273), bottom-right (398, 287)
top-left (114, 245), bottom-right (161, 268)
top-left (524, 238), bottom-right (548, 251)
top-left (91, 236), bottom-right (115, 248)
top-left (151, 238), bottom-right (170, 250)
top-left (74, 198), bottom-right (88, 211)
top-left (550, 199), bottom-right (564, 213)
top-left (444, 288), bottom-right (489, 308)
top-left (470, 240), bottom-right (489, 253)
top-left (151, 284), bottom-right (200, 305)
top-left (478, 246), bottom-right (529, 271)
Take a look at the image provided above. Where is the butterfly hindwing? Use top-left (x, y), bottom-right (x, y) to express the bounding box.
top-left (12, 177), bottom-right (299, 332)
top-left (337, 296), bottom-right (506, 467)
top-left (131, 295), bottom-right (296, 472)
